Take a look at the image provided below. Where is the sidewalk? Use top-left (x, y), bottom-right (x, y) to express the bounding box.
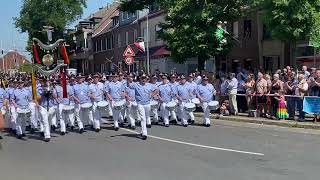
top-left (194, 112), bottom-right (320, 130)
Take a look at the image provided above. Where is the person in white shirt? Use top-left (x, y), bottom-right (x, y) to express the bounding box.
top-left (227, 73), bottom-right (238, 115)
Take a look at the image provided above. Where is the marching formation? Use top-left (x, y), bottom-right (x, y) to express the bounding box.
top-left (0, 72), bottom-right (220, 142)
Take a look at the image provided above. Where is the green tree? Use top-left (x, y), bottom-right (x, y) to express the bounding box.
top-left (15, 0), bottom-right (87, 51)
top-left (120, 0), bottom-right (246, 70)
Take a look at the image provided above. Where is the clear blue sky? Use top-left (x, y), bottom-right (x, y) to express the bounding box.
top-left (0, 0), bottom-right (113, 59)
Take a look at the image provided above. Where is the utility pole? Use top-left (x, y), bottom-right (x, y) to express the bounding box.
top-left (1, 40), bottom-right (4, 73)
top-left (146, 7), bottom-right (150, 75)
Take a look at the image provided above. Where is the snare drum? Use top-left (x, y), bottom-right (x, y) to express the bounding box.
top-left (150, 100), bottom-right (159, 110)
top-left (184, 102), bottom-right (196, 112)
top-left (63, 105), bottom-right (74, 114)
top-left (113, 100), bottom-right (126, 110)
top-left (17, 108), bottom-right (31, 118)
top-left (81, 103), bottom-right (92, 111)
top-left (191, 98), bottom-right (200, 105)
top-left (166, 101), bottom-right (177, 111)
top-left (208, 101), bottom-right (219, 110)
top-left (97, 101), bottom-right (109, 110)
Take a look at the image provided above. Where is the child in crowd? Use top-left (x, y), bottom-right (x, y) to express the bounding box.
top-left (275, 90), bottom-right (289, 120)
top-left (216, 100), bottom-right (230, 119)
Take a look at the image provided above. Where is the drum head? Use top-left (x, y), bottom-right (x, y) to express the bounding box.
top-left (192, 98), bottom-right (200, 104)
top-left (81, 103), bottom-right (92, 109)
top-left (97, 101), bottom-right (109, 107)
top-left (185, 103), bottom-right (196, 108)
top-left (167, 101), bottom-right (176, 107)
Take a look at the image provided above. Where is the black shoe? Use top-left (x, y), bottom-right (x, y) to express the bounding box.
top-left (17, 135), bottom-right (23, 139)
top-left (60, 132), bottom-right (66, 136)
top-left (26, 125), bottom-right (31, 131)
top-left (124, 118), bottom-right (128, 123)
top-left (22, 134), bottom-right (26, 137)
top-left (170, 120), bottom-right (177, 125)
top-left (183, 124), bottom-right (188, 127)
top-left (11, 129), bottom-right (16, 135)
top-left (79, 128), bottom-right (84, 134)
top-left (114, 127), bottom-right (119, 131)
top-left (119, 123), bottom-right (124, 128)
top-left (131, 126), bottom-right (136, 130)
top-left (165, 124), bottom-right (169, 127)
top-left (51, 125), bottom-right (56, 131)
top-left (44, 138), bottom-right (50, 142)
top-left (141, 135), bottom-right (147, 140)
top-left (153, 122), bottom-right (159, 125)
top-left (190, 120), bottom-right (195, 125)
top-left (0, 135), bottom-right (3, 139)
top-left (70, 126), bottom-right (74, 131)
top-left (90, 125), bottom-right (94, 130)
top-left (205, 124), bottom-right (211, 127)
top-left (40, 132), bottom-right (44, 137)
top-left (95, 128), bottom-right (100, 133)
top-left (147, 124), bottom-right (152, 128)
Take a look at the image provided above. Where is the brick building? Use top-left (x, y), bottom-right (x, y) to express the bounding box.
top-left (0, 51), bottom-right (30, 72)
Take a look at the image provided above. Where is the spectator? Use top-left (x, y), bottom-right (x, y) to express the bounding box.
top-left (264, 74), bottom-right (272, 117)
top-left (245, 73), bottom-right (255, 112)
top-left (227, 73), bottom-right (238, 115)
top-left (212, 74), bottom-right (221, 102)
top-left (270, 73), bottom-right (283, 119)
top-left (295, 73), bottom-right (309, 121)
top-left (255, 72), bottom-right (268, 117)
top-left (302, 65), bottom-right (310, 79)
top-left (237, 74), bottom-right (247, 113)
top-left (220, 75), bottom-right (228, 102)
top-left (284, 76), bottom-right (296, 120)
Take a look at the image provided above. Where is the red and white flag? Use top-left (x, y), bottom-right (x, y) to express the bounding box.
top-left (134, 41), bottom-right (145, 52)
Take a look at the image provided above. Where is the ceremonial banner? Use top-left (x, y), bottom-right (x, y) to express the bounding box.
top-left (31, 70), bottom-right (37, 100)
top-left (303, 97), bottom-right (320, 114)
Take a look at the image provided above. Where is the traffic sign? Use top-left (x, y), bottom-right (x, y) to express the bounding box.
top-left (123, 45), bottom-right (135, 57)
top-left (124, 56), bottom-right (134, 65)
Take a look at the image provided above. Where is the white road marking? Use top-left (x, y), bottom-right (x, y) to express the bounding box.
top-left (121, 128), bottom-right (265, 156)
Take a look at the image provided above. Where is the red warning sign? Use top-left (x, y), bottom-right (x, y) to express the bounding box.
top-left (123, 45), bottom-right (135, 57)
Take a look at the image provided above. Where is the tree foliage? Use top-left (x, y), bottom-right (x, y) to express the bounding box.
top-left (15, 0), bottom-right (87, 51)
top-left (253, 0), bottom-right (320, 44)
top-left (120, 0), bottom-right (246, 70)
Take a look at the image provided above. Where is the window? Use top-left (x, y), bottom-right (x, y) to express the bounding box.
top-left (117, 33), bottom-right (121, 47)
top-left (97, 40), bottom-right (101, 52)
top-left (232, 21), bottom-right (239, 38)
top-left (134, 29), bottom-right (138, 41)
top-left (95, 41), bottom-right (98, 52)
top-left (102, 38), bottom-right (106, 50)
top-left (125, 31), bottom-right (129, 45)
top-left (155, 24), bottom-right (162, 41)
top-left (243, 20), bottom-right (252, 38)
top-left (101, 64), bottom-right (105, 72)
top-left (84, 60), bottom-right (89, 69)
top-left (111, 35), bottom-right (114, 49)
top-left (107, 36), bottom-right (111, 49)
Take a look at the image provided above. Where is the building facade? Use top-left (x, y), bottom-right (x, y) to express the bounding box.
top-left (0, 51), bottom-right (30, 73)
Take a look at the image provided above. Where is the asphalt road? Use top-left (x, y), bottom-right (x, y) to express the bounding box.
top-left (1, 119), bottom-right (320, 180)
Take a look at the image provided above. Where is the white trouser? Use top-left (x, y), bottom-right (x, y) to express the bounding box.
top-left (29, 102), bottom-right (39, 129)
top-left (111, 101), bottom-right (122, 128)
top-left (106, 100), bottom-right (113, 117)
top-left (188, 111), bottom-right (195, 121)
top-left (149, 106), bottom-right (159, 124)
top-left (9, 105), bottom-right (17, 130)
top-left (55, 104), bottom-right (64, 129)
top-left (38, 106), bottom-right (52, 139)
top-left (179, 102), bottom-right (188, 125)
top-left (62, 104), bottom-right (75, 128)
top-left (92, 102), bottom-right (102, 129)
top-left (79, 103), bottom-right (94, 126)
top-left (160, 102), bottom-right (177, 125)
top-left (16, 108), bottom-right (31, 135)
top-left (74, 104), bottom-right (84, 129)
top-left (137, 103), bottom-right (150, 136)
top-left (201, 102), bottom-right (211, 125)
top-left (126, 101), bottom-right (137, 127)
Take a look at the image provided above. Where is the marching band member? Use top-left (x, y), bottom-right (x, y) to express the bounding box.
top-left (118, 72), bottom-right (127, 123)
top-left (130, 74), bottom-right (158, 140)
top-left (124, 73), bottom-right (137, 129)
top-left (104, 73), bottom-right (113, 118)
top-left (168, 74), bottom-right (179, 124)
top-left (187, 73), bottom-right (197, 124)
top-left (12, 79), bottom-right (32, 139)
top-left (149, 75), bottom-right (160, 126)
top-left (37, 78), bottom-right (53, 142)
top-left (159, 74), bottom-right (176, 127)
top-left (0, 82), bottom-right (6, 139)
top-left (106, 73), bottom-right (126, 131)
top-left (89, 74), bottom-right (104, 132)
top-left (52, 79), bottom-right (63, 132)
top-left (26, 80), bottom-right (39, 133)
top-left (6, 79), bottom-right (17, 134)
top-left (196, 76), bottom-right (216, 127)
top-left (176, 75), bottom-right (191, 127)
top-left (64, 76), bottom-right (76, 130)
top-left (73, 75), bottom-right (89, 133)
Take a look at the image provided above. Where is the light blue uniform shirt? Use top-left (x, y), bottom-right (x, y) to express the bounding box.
top-left (150, 83), bottom-right (159, 100)
top-left (159, 83), bottom-right (174, 103)
top-left (197, 84), bottom-right (216, 103)
top-left (125, 83), bottom-right (136, 101)
top-left (107, 81), bottom-right (125, 101)
top-left (169, 81), bottom-right (179, 96)
top-left (89, 82), bottom-right (104, 102)
top-left (6, 87), bottom-right (15, 105)
top-left (74, 83), bottom-right (90, 104)
top-left (187, 81), bottom-right (197, 98)
top-left (13, 88), bottom-right (31, 109)
top-left (63, 84), bottom-right (75, 105)
top-left (0, 88), bottom-right (6, 108)
top-left (53, 85), bottom-right (63, 105)
top-left (132, 82), bottom-right (155, 105)
top-left (177, 83), bottom-right (191, 102)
